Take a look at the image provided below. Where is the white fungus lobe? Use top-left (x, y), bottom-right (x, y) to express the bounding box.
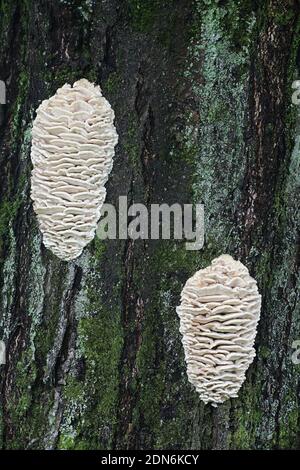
top-left (31, 79), bottom-right (118, 261)
top-left (176, 255), bottom-right (261, 406)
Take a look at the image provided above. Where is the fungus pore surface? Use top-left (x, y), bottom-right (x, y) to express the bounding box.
top-left (31, 78), bottom-right (118, 261)
top-left (176, 255), bottom-right (261, 406)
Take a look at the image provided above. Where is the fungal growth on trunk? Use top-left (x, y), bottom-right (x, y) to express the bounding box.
top-left (31, 79), bottom-right (118, 261)
top-left (177, 255), bottom-right (261, 406)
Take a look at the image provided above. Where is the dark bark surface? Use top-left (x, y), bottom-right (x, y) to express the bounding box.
top-left (0, 0), bottom-right (299, 450)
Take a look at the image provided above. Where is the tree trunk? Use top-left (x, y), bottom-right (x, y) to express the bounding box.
top-left (0, 0), bottom-right (299, 450)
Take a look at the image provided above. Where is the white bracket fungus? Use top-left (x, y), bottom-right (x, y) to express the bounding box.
top-left (176, 254), bottom-right (261, 406)
top-left (31, 79), bottom-right (118, 261)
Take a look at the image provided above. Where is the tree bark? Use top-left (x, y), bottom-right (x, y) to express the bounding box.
top-left (0, 0), bottom-right (299, 450)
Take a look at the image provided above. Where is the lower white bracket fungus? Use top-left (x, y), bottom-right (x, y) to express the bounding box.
top-left (31, 79), bottom-right (118, 261)
top-left (176, 254), bottom-right (261, 406)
